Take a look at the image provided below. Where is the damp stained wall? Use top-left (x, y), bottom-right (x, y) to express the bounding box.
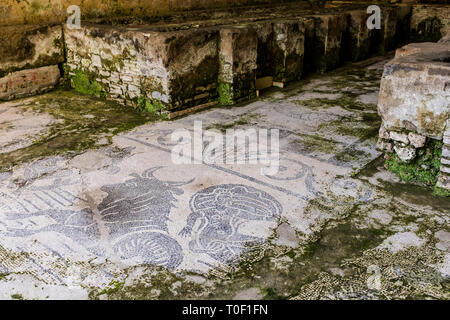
top-left (1, 0), bottom-right (312, 26)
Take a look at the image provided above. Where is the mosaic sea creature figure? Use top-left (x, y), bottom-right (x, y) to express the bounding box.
top-left (179, 184), bottom-right (282, 263)
top-left (3, 166), bottom-right (190, 270)
top-left (97, 167), bottom-right (191, 269)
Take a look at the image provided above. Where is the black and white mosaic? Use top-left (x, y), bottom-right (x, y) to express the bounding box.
top-left (180, 184), bottom-right (282, 263)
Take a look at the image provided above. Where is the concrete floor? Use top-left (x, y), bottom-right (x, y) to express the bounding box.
top-left (0, 56), bottom-right (448, 300)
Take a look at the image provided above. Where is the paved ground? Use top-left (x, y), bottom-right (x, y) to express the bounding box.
top-left (0, 56), bottom-right (448, 300)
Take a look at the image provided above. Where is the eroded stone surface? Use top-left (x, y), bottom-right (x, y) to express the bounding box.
top-left (219, 26), bottom-right (258, 104)
top-left (0, 66), bottom-right (61, 101)
top-left (410, 4), bottom-right (450, 42)
top-left (0, 99), bottom-right (56, 154)
top-left (0, 24), bottom-right (64, 77)
top-left (65, 24), bottom-right (219, 113)
top-left (378, 42), bottom-right (450, 140)
top-left (377, 40), bottom-right (449, 191)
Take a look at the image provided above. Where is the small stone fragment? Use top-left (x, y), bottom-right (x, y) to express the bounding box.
top-left (378, 232), bottom-right (425, 253)
top-left (435, 230), bottom-right (450, 252)
top-left (368, 210), bottom-right (392, 225)
top-left (275, 223), bottom-right (298, 248)
top-left (442, 145), bottom-right (450, 159)
top-left (377, 138), bottom-right (394, 153)
top-left (407, 132), bottom-right (426, 148)
top-left (440, 166), bottom-right (450, 174)
top-left (379, 126), bottom-right (390, 139)
top-left (394, 144), bottom-right (416, 162)
top-left (233, 288), bottom-right (263, 300)
top-left (390, 131), bottom-right (409, 144)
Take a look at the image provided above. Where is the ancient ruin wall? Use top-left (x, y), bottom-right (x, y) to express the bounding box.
top-left (1, 1), bottom-right (449, 107)
top-left (377, 40), bottom-right (450, 191)
top-left (0, 0), bottom-right (312, 26)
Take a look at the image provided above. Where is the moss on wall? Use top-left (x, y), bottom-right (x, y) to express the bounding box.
top-left (136, 97), bottom-right (166, 115)
top-left (70, 69), bottom-right (105, 98)
top-left (385, 139), bottom-right (447, 196)
top-left (217, 82), bottom-right (233, 105)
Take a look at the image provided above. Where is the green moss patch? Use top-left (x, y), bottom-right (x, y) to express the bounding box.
top-left (70, 69), bottom-right (105, 98)
top-left (295, 94), bottom-right (377, 113)
top-left (136, 97), bottom-right (166, 115)
top-left (386, 139), bottom-right (443, 187)
top-left (0, 90), bottom-right (157, 172)
top-left (206, 114), bottom-right (260, 133)
top-left (433, 186), bottom-right (450, 197)
top-left (217, 82), bottom-right (233, 106)
top-left (292, 133), bottom-right (340, 155)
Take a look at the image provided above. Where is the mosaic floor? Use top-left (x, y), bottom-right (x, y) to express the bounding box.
top-left (0, 56), bottom-right (448, 299)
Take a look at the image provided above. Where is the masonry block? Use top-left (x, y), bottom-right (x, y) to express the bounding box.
top-left (300, 17), bottom-right (316, 76)
top-left (382, 6), bottom-right (399, 52)
top-left (0, 24), bottom-right (64, 78)
top-left (0, 65), bottom-right (60, 100)
top-left (252, 19), bottom-right (305, 87)
top-left (253, 20), bottom-right (275, 82)
top-left (272, 20), bottom-right (305, 85)
top-left (395, 4), bottom-right (413, 47)
top-left (410, 4), bottom-right (450, 42)
top-left (64, 24), bottom-right (219, 113)
top-left (218, 26), bottom-right (257, 105)
top-left (378, 42), bottom-right (450, 140)
top-left (346, 10), bottom-right (373, 61)
top-left (308, 14), bottom-right (348, 73)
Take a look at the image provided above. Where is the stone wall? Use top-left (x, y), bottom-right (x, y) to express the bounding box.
top-left (410, 4), bottom-right (450, 42)
top-left (1, 2), bottom-right (447, 109)
top-left (64, 24), bottom-right (220, 114)
top-left (63, 5), bottom-right (413, 115)
top-left (0, 0), bottom-right (310, 26)
top-left (377, 40), bottom-right (450, 190)
top-left (0, 24), bottom-right (64, 101)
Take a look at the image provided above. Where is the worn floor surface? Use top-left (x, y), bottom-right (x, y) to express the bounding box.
top-left (0, 56), bottom-right (448, 300)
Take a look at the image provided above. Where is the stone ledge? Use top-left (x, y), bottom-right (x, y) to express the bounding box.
top-left (0, 24), bottom-right (64, 77)
top-left (0, 65), bottom-right (61, 101)
top-left (63, 5), bottom-right (408, 112)
top-left (378, 41), bottom-right (450, 140)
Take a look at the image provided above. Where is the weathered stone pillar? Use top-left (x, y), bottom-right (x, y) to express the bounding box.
top-left (272, 20), bottom-right (305, 86)
top-left (253, 19), bottom-right (306, 89)
top-left (218, 26), bottom-right (258, 105)
top-left (300, 17), bottom-right (316, 76)
top-left (346, 10), bottom-right (373, 61)
top-left (377, 41), bottom-right (450, 191)
top-left (166, 28), bottom-right (220, 112)
top-left (308, 13), bottom-right (348, 73)
top-left (382, 6), bottom-right (399, 53)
